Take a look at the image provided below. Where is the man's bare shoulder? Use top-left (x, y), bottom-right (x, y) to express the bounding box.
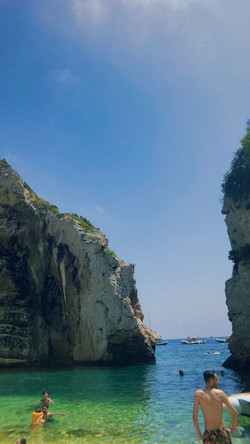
top-left (194, 389), bottom-right (205, 397)
top-left (210, 388), bottom-right (225, 395)
top-left (212, 388), bottom-right (227, 398)
top-left (194, 388), bottom-right (226, 399)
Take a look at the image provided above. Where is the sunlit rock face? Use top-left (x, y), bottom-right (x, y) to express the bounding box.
top-left (0, 161), bottom-right (155, 366)
top-left (222, 196), bottom-right (250, 370)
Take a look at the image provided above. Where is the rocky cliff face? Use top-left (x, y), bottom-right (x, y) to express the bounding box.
top-left (0, 161), bottom-right (155, 366)
top-left (222, 196), bottom-right (250, 370)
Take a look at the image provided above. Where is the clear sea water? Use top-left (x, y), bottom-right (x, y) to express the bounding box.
top-left (0, 338), bottom-right (250, 443)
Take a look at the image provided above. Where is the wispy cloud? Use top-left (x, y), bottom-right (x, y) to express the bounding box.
top-left (53, 69), bottom-right (80, 84)
top-left (39, 0), bottom-right (250, 109)
top-left (95, 205), bottom-right (106, 214)
top-left (60, 0), bottom-right (250, 91)
top-left (72, 0), bottom-right (110, 26)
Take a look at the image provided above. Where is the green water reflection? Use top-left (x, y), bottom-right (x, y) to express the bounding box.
top-left (1, 364), bottom-right (161, 443)
top-left (0, 351), bottom-right (249, 443)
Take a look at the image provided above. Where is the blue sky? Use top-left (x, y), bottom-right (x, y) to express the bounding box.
top-left (1, 0), bottom-right (250, 339)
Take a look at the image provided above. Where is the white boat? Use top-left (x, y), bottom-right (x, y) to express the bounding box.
top-left (155, 338), bottom-right (168, 346)
top-left (223, 392), bottom-right (250, 417)
top-left (180, 337), bottom-right (206, 344)
top-left (215, 337), bottom-right (229, 343)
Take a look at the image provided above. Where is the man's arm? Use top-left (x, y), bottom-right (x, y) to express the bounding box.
top-left (222, 393), bottom-right (238, 434)
top-left (49, 412), bottom-right (70, 417)
top-left (193, 392), bottom-right (203, 440)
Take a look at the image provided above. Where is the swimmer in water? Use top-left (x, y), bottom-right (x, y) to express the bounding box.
top-left (40, 390), bottom-right (54, 404)
top-left (31, 408), bottom-right (45, 425)
top-left (41, 403), bottom-right (70, 421)
top-left (30, 390), bottom-right (54, 406)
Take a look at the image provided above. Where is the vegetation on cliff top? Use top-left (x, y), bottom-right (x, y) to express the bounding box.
top-left (60, 213), bottom-right (95, 230)
top-left (0, 159), bottom-right (95, 231)
top-left (0, 159), bottom-right (10, 168)
top-left (104, 247), bottom-right (117, 257)
top-left (24, 182), bottom-right (60, 214)
top-left (23, 186), bottom-right (95, 231)
top-left (222, 121), bottom-right (250, 202)
top-left (222, 122), bottom-right (250, 266)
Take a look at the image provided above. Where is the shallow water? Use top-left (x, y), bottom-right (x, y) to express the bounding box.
top-left (0, 339), bottom-right (250, 443)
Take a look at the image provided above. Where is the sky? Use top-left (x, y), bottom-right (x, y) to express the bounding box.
top-left (1, 0), bottom-right (250, 339)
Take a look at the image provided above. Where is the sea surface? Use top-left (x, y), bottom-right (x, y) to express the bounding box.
top-left (0, 338), bottom-right (250, 443)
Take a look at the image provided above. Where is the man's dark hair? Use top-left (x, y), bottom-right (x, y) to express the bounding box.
top-left (42, 403), bottom-right (49, 409)
top-left (203, 370), bottom-right (216, 382)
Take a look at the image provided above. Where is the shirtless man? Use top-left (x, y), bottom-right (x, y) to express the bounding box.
top-left (41, 403), bottom-right (70, 420)
top-left (193, 370), bottom-right (238, 443)
top-left (30, 389), bottom-right (54, 406)
top-left (40, 390), bottom-right (54, 404)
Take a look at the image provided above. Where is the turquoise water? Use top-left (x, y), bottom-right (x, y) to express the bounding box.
top-left (0, 338), bottom-right (250, 443)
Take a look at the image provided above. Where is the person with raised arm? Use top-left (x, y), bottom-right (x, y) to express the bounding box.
top-left (41, 403), bottom-right (70, 421)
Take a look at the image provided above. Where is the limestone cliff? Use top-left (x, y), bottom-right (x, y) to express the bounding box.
top-left (0, 160), bottom-right (155, 366)
top-left (222, 126), bottom-right (250, 370)
top-left (222, 197), bottom-right (250, 370)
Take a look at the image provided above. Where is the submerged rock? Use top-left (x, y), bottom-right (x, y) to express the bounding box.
top-left (0, 160), bottom-right (155, 366)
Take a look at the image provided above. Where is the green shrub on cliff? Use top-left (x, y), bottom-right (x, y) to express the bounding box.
top-left (104, 248), bottom-right (116, 257)
top-left (23, 182), bottom-right (59, 214)
top-left (67, 213), bottom-right (95, 230)
top-left (59, 213), bottom-right (95, 230)
top-left (24, 185), bottom-right (95, 230)
top-left (222, 123), bottom-right (250, 201)
top-left (1, 159), bottom-right (96, 230)
top-left (0, 159), bottom-right (10, 168)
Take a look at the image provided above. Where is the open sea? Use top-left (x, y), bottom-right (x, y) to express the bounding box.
top-left (0, 338), bottom-right (250, 443)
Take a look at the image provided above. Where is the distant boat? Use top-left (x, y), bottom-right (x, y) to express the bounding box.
top-left (215, 337), bottom-right (229, 343)
top-left (180, 337), bottom-right (206, 345)
top-left (155, 338), bottom-right (168, 346)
